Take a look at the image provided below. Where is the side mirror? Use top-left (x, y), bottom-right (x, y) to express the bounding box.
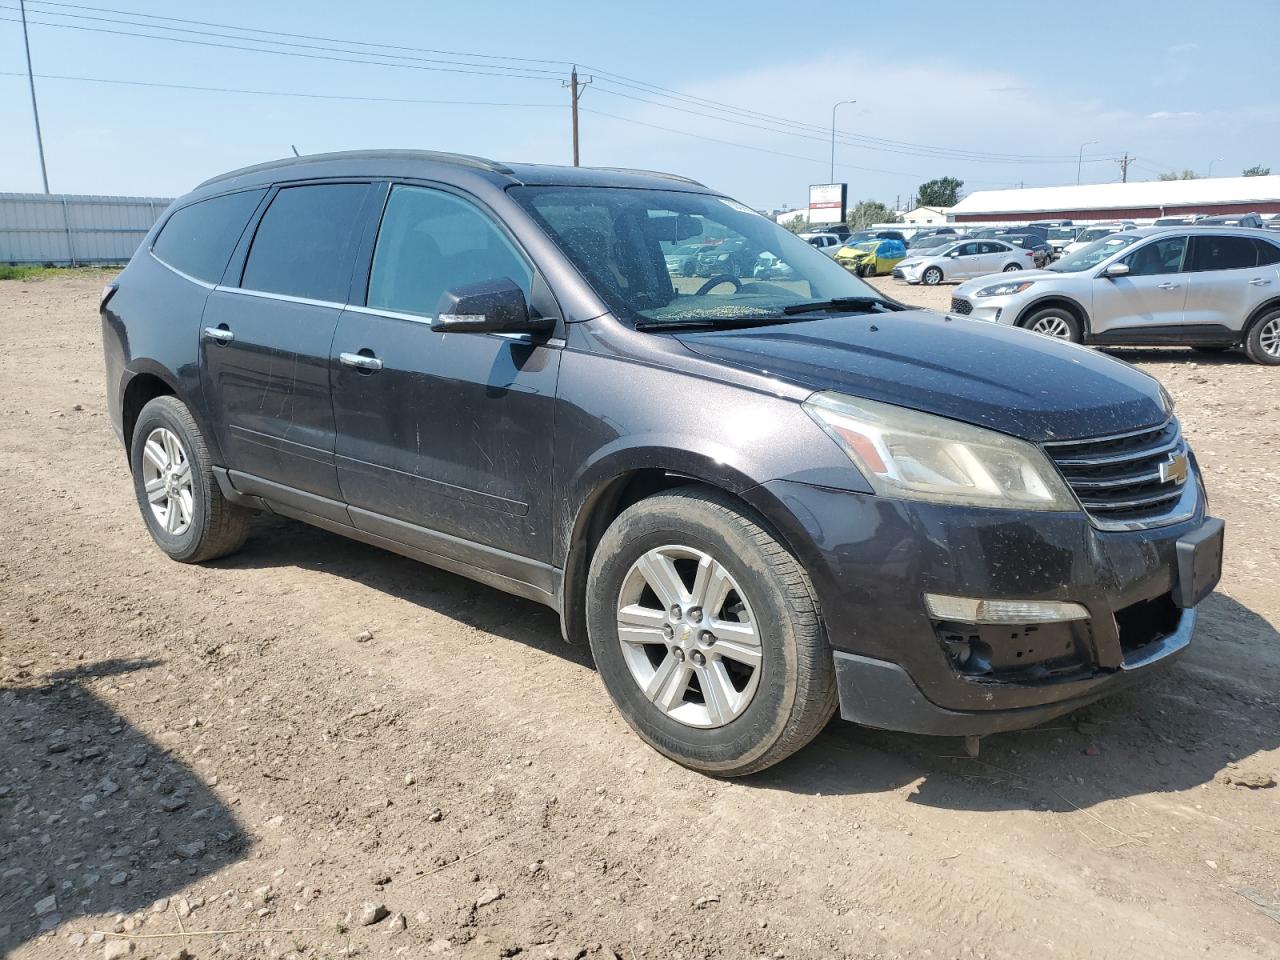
top-left (1103, 262), bottom-right (1130, 279)
top-left (948, 251), bottom-right (961, 258)
top-left (431, 278), bottom-right (553, 334)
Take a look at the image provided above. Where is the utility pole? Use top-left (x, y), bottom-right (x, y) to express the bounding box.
top-left (1116, 153), bottom-right (1134, 183)
top-left (1077, 139), bottom-right (1099, 185)
top-left (19, 0), bottom-right (50, 193)
top-left (562, 66), bottom-right (592, 167)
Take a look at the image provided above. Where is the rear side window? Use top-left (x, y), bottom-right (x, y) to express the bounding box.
top-left (152, 189), bottom-right (265, 283)
top-left (1188, 235), bottom-right (1258, 271)
top-left (366, 185), bottom-right (532, 318)
top-left (1254, 238), bottom-right (1280, 266)
top-left (240, 183), bottom-right (370, 301)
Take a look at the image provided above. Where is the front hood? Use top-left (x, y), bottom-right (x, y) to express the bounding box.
top-left (674, 310), bottom-right (1165, 442)
top-left (952, 269), bottom-right (1062, 295)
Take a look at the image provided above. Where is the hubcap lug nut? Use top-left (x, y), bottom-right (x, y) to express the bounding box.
top-left (669, 604), bottom-right (682, 619)
top-left (700, 630), bottom-right (715, 645)
top-left (662, 624), bottom-right (674, 640)
top-left (691, 651), bottom-right (706, 666)
top-left (687, 607), bottom-right (702, 621)
top-left (672, 648), bottom-right (685, 662)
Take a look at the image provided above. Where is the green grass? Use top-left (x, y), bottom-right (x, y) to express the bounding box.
top-left (0, 264), bottom-right (119, 281)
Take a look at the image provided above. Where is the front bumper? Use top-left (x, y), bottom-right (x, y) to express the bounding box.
top-left (757, 478), bottom-right (1217, 735)
top-left (948, 291), bottom-right (1020, 324)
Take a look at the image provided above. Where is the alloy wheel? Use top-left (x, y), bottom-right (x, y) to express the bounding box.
top-left (615, 545), bottom-right (763, 728)
top-left (1030, 315), bottom-right (1072, 339)
top-left (1261, 317), bottom-right (1280, 358)
top-left (140, 427), bottom-right (194, 535)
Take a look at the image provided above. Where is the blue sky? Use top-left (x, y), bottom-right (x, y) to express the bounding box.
top-left (2, 0), bottom-right (1277, 207)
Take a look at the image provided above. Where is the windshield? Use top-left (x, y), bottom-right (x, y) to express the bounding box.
top-left (1049, 234), bottom-right (1141, 272)
top-left (916, 242), bottom-right (958, 258)
top-left (1048, 227), bottom-right (1078, 242)
top-left (511, 186), bottom-right (880, 326)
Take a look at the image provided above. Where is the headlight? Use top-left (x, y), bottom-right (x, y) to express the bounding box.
top-left (974, 279), bottom-right (1037, 298)
top-left (803, 392), bottom-right (1078, 511)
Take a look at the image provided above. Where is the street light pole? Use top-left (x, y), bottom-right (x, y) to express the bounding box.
top-left (1077, 139), bottom-right (1099, 185)
top-left (1208, 157), bottom-right (1224, 177)
top-left (19, 0), bottom-right (50, 194)
top-left (830, 100), bottom-right (856, 183)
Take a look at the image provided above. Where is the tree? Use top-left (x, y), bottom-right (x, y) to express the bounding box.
top-left (847, 200), bottom-right (900, 229)
top-left (1243, 165), bottom-right (1271, 177)
top-left (779, 214), bottom-right (808, 234)
top-left (1158, 169), bottom-right (1200, 181)
top-left (916, 177), bottom-right (964, 208)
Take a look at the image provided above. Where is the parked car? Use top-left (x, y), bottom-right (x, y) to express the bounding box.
top-left (693, 238), bottom-right (761, 277)
top-left (1153, 214), bottom-right (1206, 226)
top-left (1047, 226), bottom-right (1083, 256)
top-left (833, 238), bottom-right (907, 277)
top-left (751, 252), bottom-right (795, 280)
top-left (1029, 219), bottom-right (1074, 228)
top-left (893, 239), bottom-right (1034, 284)
top-left (102, 151), bottom-right (1223, 776)
top-left (1001, 232), bottom-right (1054, 268)
top-left (973, 225), bottom-right (1050, 245)
top-left (907, 231), bottom-right (967, 252)
top-left (1060, 222), bottom-right (1136, 257)
top-left (839, 228), bottom-right (908, 246)
top-left (906, 226), bottom-right (959, 243)
top-left (1197, 212), bottom-right (1265, 229)
top-left (949, 226), bottom-right (1280, 364)
top-left (799, 232), bottom-right (843, 254)
top-left (665, 240), bottom-right (715, 277)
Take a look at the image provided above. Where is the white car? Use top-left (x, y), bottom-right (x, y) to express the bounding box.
top-left (798, 232), bottom-right (843, 254)
top-left (892, 239), bottom-right (1035, 285)
top-left (1060, 222), bottom-right (1136, 257)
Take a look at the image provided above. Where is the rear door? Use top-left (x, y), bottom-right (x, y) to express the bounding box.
top-left (1184, 234), bottom-right (1277, 337)
top-left (200, 181), bottom-right (373, 507)
top-left (1090, 235), bottom-right (1189, 338)
top-left (331, 182), bottom-right (562, 566)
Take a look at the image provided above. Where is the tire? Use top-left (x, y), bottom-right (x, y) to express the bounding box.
top-left (921, 266), bottom-right (943, 285)
top-left (1003, 262), bottom-right (1021, 272)
top-left (129, 395), bottom-right (251, 563)
top-left (1020, 306), bottom-right (1083, 343)
top-left (585, 488), bottom-right (837, 777)
top-left (1244, 310), bottom-right (1280, 365)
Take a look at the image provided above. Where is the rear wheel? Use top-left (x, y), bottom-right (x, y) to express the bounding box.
top-left (1244, 310), bottom-right (1280, 365)
top-left (130, 396), bottom-right (251, 562)
top-left (1020, 306), bottom-right (1082, 343)
top-left (1003, 262), bottom-right (1021, 272)
top-left (586, 488), bottom-right (837, 777)
top-left (921, 266), bottom-right (943, 285)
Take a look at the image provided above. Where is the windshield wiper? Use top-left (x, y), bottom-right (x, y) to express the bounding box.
top-left (633, 315), bottom-right (811, 332)
top-left (781, 296), bottom-right (900, 315)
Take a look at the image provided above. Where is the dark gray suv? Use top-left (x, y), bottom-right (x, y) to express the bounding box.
top-left (101, 151), bottom-right (1223, 775)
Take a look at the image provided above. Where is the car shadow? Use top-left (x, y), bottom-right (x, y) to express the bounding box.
top-left (0, 658), bottom-right (249, 954)
top-left (1101, 346), bottom-right (1253, 365)
top-left (211, 513), bottom-right (592, 669)
top-left (753, 591), bottom-right (1280, 812)
top-left (211, 516), bottom-right (1276, 813)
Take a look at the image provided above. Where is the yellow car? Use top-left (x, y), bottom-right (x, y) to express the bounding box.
top-left (834, 238), bottom-right (907, 277)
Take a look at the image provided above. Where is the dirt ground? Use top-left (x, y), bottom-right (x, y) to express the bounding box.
top-left (2, 271), bottom-right (1278, 960)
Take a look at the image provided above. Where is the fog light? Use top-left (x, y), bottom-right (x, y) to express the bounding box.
top-left (924, 594), bottom-right (1089, 624)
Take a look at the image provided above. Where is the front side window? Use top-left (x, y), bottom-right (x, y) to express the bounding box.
top-left (510, 186), bottom-right (879, 326)
top-left (241, 183), bottom-right (370, 301)
top-left (1122, 236), bottom-right (1187, 277)
top-left (367, 185), bottom-right (532, 317)
top-left (956, 243), bottom-right (980, 257)
top-left (1188, 235), bottom-right (1259, 272)
top-left (152, 189), bottom-right (266, 283)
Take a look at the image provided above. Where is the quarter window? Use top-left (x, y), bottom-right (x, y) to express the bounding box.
top-left (367, 185), bottom-right (532, 317)
top-left (1188, 235), bottom-right (1259, 272)
top-left (152, 189), bottom-right (266, 283)
top-left (1254, 238), bottom-right (1280, 266)
top-left (1122, 236), bottom-right (1187, 277)
top-left (240, 183), bottom-right (370, 301)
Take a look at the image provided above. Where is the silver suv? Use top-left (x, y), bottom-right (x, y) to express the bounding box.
top-left (949, 227), bottom-right (1280, 365)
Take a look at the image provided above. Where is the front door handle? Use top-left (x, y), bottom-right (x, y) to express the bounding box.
top-left (340, 351), bottom-right (384, 372)
top-left (1248, 278), bottom-right (1272, 286)
top-left (1156, 282), bottom-right (1179, 290)
top-left (202, 325), bottom-right (234, 343)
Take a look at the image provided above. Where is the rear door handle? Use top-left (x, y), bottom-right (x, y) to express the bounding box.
top-left (202, 325), bottom-right (234, 343)
top-left (339, 351), bottom-right (384, 372)
top-left (1248, 278), bottom-right (1271, 286)
top-left (1156, 282), bottom-right (1179, 290)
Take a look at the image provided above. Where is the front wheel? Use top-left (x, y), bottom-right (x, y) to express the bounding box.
top-left (586, 489), bottom-right (837, 777)
top-left (921, 266), bottom-right (943, 285)
top-left (1020, 307), bottom-right (1083, 343)
top-left (1244, 311), bottom-right (1280, 365)
top-left (130, 395), bottom-right (251, 562)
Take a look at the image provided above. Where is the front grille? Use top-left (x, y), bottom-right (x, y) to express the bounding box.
top-left (950, 297), bottom-right (972, 315)
top-left (1044, 418), bottom-right (1191, 527)
top-left (892, 268), bottom-right (905, 279)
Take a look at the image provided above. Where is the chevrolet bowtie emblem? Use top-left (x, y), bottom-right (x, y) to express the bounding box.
top-left (1159, 451), bottom-right (1189, 485)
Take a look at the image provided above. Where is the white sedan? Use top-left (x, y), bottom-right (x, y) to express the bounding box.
top-left (892, 239), bottom-right (1035, 285)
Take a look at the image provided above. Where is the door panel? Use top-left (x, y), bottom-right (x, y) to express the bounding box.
top-left (332, 311), bottom-right (560, 561)
top-left (1090, 236), bottom-right (1188, 337)
top-left (1183, 234), bottom-right (1273, 334)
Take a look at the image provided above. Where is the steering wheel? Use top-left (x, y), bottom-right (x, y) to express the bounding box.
top-left (695, 274), bottom-right (742, 296)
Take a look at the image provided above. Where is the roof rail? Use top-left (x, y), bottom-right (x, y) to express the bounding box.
top-left (588, 166), bottom-right (706, 187)
top-left (196, 149), bottom-right (514, 189)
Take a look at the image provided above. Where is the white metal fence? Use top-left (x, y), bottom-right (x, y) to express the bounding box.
top-left (0, 192), bottom-right (173, 265)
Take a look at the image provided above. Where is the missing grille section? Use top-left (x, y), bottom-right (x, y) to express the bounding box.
top-left (934, 620), bottom-right (1088, 682)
